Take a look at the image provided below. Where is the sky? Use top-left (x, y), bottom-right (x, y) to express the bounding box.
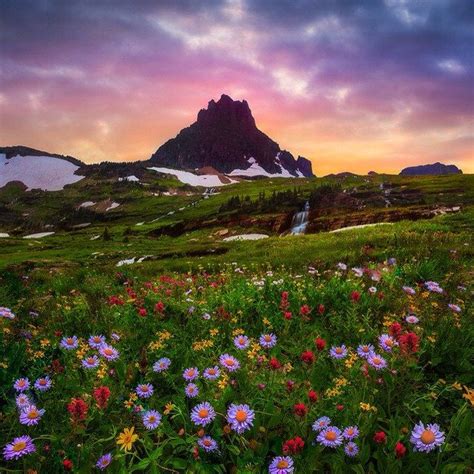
top-left (1, 0), bottom-right (473, 175)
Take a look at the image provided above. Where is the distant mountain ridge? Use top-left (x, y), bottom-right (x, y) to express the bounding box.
top-left (149, 94), bottom-right (314, 177)
top-left (0, 145), bottom-right (84, 167)
top-left (400, 162), bottom-right (462, 176)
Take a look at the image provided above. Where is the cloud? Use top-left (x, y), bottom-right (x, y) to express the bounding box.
top-left (438, 59), bottom-right (466, 74)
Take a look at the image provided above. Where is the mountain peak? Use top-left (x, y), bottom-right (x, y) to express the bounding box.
top-left (150, 95), bottom-right (314, 177)
top-left (197, 94), bottom-right (255, 130)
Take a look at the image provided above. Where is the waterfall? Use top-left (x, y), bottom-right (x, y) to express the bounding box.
top-left (290, 201), bottom-right (310, 235)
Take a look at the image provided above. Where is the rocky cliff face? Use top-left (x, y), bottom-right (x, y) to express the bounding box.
top-left (400, 162), bottom-right (462, 176)
top-left (149, 94), bottom-right (314, 177)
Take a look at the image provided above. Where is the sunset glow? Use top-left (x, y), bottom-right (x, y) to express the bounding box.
top-left (1, 0), bottom-right (473, 174)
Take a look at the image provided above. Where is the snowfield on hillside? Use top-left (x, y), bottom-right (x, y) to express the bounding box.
top-left (229, 157), bottom-right (301, 178)
top-left (148, 167), bottom-right (237, 187)
top-left (0, 154), bottom-right (84, 191)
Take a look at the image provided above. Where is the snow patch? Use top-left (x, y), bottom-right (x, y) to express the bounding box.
top-left (230, 156), bottom-right (295, 178)
top-left (223, 233), bottom-right (269, 241)
top-left (80, 201), bottom-right (95, 208)
top-left (0, 154), bottom-right (84, 191)
top-left (23, 232), bottom-right (55, 239)
top-left (105, 202), bottom-right (120, 212)
top-left (148, 167), bottom-right (235, 187)
top-left (117, 257), bottom-right (136, 267)
top-left (72, 223), bottom-right (91, 229)
top-left (118, 175), bottom-right (140, 182)
top-left (116, 255), bottom-right (153, 267)
top-left (0, 233), bottom-right (9, 238)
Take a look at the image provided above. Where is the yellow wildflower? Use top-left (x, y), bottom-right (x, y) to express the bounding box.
top-left (360, 402), bottom-right (377, 413)
top-left (40, 339), bottom-right (50, 348)
top-left (209, 328), bottom-right (219, 337)
top-left (164, 403), bottom-right (175, 415)
top-left (157, 330), bottom-right (172, 341)
top-left (463, 387), bottom-right (474, 406)
top-left (116, 427), bottom-right (138, 451)
top-left (452, 381), bottom-right (462, 391)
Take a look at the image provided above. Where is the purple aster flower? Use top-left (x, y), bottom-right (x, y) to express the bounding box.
top-left (60, 335), bottom-right (78, 350)
top-left (111, 333), bottom-right (120, 342)
top-left (337, 263), bottom-right (347, 271)
top-left (99, 345), bottom-right (119, 361)
top-left (183, 367), bottom-right (199, 381)
top-left (367, 353), bottom-right (387, 370)
top-left (13, 377), bottom-right (30, 392)
top-left (153, 357), bottom-right (171, 373)
top-left (312, 416), bottom-right (331, 432)
top-left (268, 455), bottom-right (294, 473)
top-left (34, 376), bottom-right (52, 392)
top-left (368, 286), bottom-right (377, 294)
top-left (96, 453), bottom-right (113, 470)
top-left (425, 281), bottom-right (443, 293)
top-left (3, 435), bottom-right (35, 460)
top-left (19, 404), bottom-right (45, 426)
top-left (136, 383), bottom-right (154, 398)
top-left (203, 366), bottom-right (220, 380)
top-left (88, 335), bottom-right (106, 349)
top-left (357, 344), bottom-right (375, 359)
top-left (0, 307), bottom-right (15, 319)
top-left (448, 304), bottom-right (461, 313)
top-left (410, 422), bottom-right (445, 452)
top-left (142, 410), bottom-right (162, 430)
top-left (234, 334), bottom-right (250, 350)
top-left (378, 334), bottom-right (398, 352)
top-left (185, 383), bottom-right (199, 398)
top-left (352, 267), bottom-right (364, 277)
top-left (226, 404), bottom-right (255, 434)
top-left (405, 314), bottom-right (419, 324)
top-left (16, 394), bottom-right (30, 410)
top-left (345, 441), bottom-right (359, 457)
top-left (191, 402), bottom-right (216, 426)
top-left (259, 333), bottom-right (277, 349)
top-left (198, 436), bottom-right (218, 452)
top-left (329, 345), bottom-right (347, 359)
top-left (219, 354), bottom-right (240, 372)
top-left (402, 286), bottom-right (416, 295)
top-left (317, 426), bottom-right (343, 448)
top-left (343, 426), bottom-right (359, 440)
top-left (82, 355), bottom-right (100, 369)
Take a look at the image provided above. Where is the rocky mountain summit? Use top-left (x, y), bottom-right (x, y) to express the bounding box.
top-left (149, 94), bottom-right (314, 177)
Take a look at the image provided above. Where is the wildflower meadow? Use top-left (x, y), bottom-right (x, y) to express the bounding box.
top-left (1, 259), bottom-right (473, 473)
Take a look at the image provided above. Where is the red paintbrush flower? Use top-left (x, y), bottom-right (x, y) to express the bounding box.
top-left (351, 291), bottom-right (361, 302)
top-left (373, 431), bottom-right (387, 444)
top-left (93, 386), bottom-right (111, 409)
top-left (315, 337), bottom-right (326, 351)
top-left (269, 357), bottom-right (282, 370)
top-left (395, 441), bottom-right (407, 458)
top-left (283, 436), bottom-right (305, 454)
top-left (300, 350), bottom-right (315, 364)
top-left (300, 304), bottom-right (311, 316)
top-left (67, 398), bottom-right (88, 423)
top-left (399, 332), bottom-right (420, 354)
top-left (308, 389), bottom-right (318, 403)
top-left (293, 403), bottom-right (307, 417)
